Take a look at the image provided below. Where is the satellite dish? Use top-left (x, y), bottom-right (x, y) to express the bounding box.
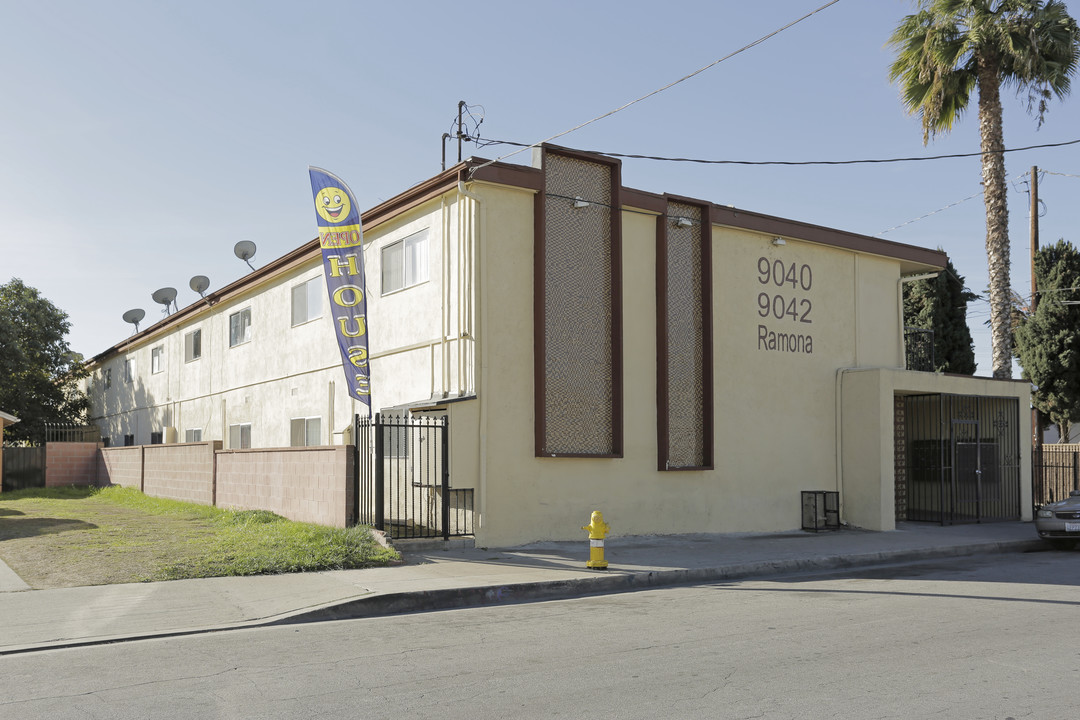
top-left (189, 275), bottom-right (210, 297)
top-left (122, 308), bottom-right (145, 333)
top-left (151, 287), bottom-right (177, 316)
top-left (234, 241), bottom-right (257, 271)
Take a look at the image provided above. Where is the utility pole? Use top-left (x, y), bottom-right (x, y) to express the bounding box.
top-left (1031, 166), bottom-right (1040, 313)
top-left (1030, 165), bottom-right (1041, 450)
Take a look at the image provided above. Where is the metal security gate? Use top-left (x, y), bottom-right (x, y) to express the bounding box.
top-left (2, 446), bottom-right (45, 492)
top-left (1033, 444), bottom-right (1080, 507)
top-left (902, 394), bottom-right (1021, 525)
top-left (353, 413), bottom-right (474, 539)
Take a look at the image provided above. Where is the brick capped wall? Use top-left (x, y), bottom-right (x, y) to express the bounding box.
top-left (215, 446), bottom-right (353, 528)
top-left (95, 442), bottom-right (352, 527)
top-left (97, 446), bottom-right (145, 489)
top-left (142, 442), bottom-right (220, 505)
top-left (45, 442), bottom-right (101, 487)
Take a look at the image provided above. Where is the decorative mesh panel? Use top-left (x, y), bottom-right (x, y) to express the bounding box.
top-left (542, 152), bottom-right (615, 455)
top-left (664, 201), bottom-right (706, 468)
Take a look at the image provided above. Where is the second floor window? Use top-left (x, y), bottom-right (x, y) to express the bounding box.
top-left (382, 229), bottom-right (429, 294)
top-left (291, 277), bottom-right (323, 326)
top-left (151, 346), bottom-right (164, 374)
top-left (229, 308), bottom-right (252, 347)
top-left (185, 329), bottom-right (202, 362)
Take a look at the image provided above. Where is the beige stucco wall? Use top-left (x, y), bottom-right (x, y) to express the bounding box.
top-left (468, 179), bottom-right (1024, 546)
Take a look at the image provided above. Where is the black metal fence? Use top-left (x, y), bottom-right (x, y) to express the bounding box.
top-left (353, 413), bottom-right (474, 540)
top-left (904, 327), bottom-right (935, 372)
top-left (45, 423), bottom-right (101, 443)
top-left (1033, 444), bottom-right (1080, 507)
top-left (900, 394), bottom-right (1021, 524)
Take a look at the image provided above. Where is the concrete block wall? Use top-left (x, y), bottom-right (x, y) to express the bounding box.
top-left (216, 446), bottom-right (353, 528)
top-left (142, 442), bottom-right (221, 505)
top-left (98, 446), bottom-right (144, 489)
top-left (45, 442), bottom-right (101, 487)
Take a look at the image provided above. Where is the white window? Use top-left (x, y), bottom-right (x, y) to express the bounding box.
top-left (229, 308), bottom-right (251, 347)
top-left (151, 346), bottom-right (164, 374)
top-left (291, 276), bottom-right (323, 326)
top-left (290, 417), bottom-right (322, 447)
top-left (185, 428), bottom-right (202, 443)
top-left (104, 368), bottom-right (112, 389)
top-left (382, 229), bottom-right (429, 294)
top-left (184, 329), bottom-right (202, 362)
top-left (228, 423), bottom-right (251, 449)
top-left (124, 358), bottom-right (133, 382)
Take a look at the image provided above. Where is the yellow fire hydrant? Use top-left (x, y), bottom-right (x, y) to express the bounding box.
top-left (582, 510), bottom-right (610, 569)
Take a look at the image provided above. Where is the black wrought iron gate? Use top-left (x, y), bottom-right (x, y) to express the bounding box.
top-left (352, 413), bottom-right (473, 539)
top-left (902, 394), bottom-right (1020, 524)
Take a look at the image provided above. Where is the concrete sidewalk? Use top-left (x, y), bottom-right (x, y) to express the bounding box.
top-left (0, 521), bottom-right (1045, 654)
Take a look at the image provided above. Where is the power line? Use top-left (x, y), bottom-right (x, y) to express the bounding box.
top-left (467, 0), bottom-right (841, 178)
top-left (474, 136), bottom-right (1080, 167)
top-left (876, 190), bottom-right (985, 236)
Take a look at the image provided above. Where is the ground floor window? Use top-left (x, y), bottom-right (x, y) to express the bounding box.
top-left (290, 417), bottom-right (321, 447)
top-left (229, 423), bottom-right (251, 449)
top-left (185, 428), bottom-right (202, 443)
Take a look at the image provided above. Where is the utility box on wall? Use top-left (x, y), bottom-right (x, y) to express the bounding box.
top-left (802, 490), bottom-right (840, 532)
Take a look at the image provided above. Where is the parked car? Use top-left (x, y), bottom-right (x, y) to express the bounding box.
top-left (1035, 490), bottom-right (1080, 550)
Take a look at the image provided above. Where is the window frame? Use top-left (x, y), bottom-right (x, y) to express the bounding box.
top-left (184, 328), bottom-right (202, 362)
top-left (185, 428), bottom-right (203, 443)
top-left (124, 357), bottom-right (133, 383)
top-left (289, 416), bottom-right (322, 447)
top-left (291, 276), bottom-right (324, 327)
top-left (381, 228), bottom-right (430, 295)
top-left (151, 345), bottom-right (164, 374)
top-left (228, 422), bottom-right (251, 449)
top-left (229, 308), bottom-right (252, 348)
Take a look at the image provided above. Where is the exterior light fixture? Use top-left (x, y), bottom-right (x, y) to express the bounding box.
top-left (772, 237), bottom-right (786, 246)
top-left (675, 217), bottom-right (693, 228)
top-left (573, 196), bottom-right (590, 209)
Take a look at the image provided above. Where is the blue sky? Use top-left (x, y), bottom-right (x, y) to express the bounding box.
top-left (3, 0), bottom-right (1080, 376)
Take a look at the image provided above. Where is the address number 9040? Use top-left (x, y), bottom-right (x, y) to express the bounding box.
top-left (758, 257), bottom-right (812, 290)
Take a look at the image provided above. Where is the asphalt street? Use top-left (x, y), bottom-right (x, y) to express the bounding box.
top-left (1, 550), bottom-right (1075, 720)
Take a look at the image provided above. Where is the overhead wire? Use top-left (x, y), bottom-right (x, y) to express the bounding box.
top-left (473, 136), bottom-right (1080, 167)
top-left (466, 0), bottom-right (841, 178)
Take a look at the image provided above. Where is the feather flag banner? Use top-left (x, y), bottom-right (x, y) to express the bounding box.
top-left (308, 166), bottom-right (371, 412)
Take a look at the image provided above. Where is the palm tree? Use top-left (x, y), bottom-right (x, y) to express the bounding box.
top-left (889, 0), bottom-right (1079, 379)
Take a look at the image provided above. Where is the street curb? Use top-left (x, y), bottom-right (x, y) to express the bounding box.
top-left (0, 538), bottom-right (1043, 655)
top-left (266, 538), bottom-right (1046, 625)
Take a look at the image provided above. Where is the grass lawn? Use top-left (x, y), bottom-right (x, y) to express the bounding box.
top-left (0, 485), bottom-right (399, 589)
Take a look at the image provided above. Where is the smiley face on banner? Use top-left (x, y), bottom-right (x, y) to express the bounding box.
top-left (315, 187), bottom-right (351, 224)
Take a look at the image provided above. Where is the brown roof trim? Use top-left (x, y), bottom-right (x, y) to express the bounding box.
top-left (622, 187), bottom-right (666, 214)
top-left (469, 159), bottom-right (543, 191)
top-left (620, 186), bottom-right (947, 268)
top-left (708, 204), bottom-right (947, 268)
